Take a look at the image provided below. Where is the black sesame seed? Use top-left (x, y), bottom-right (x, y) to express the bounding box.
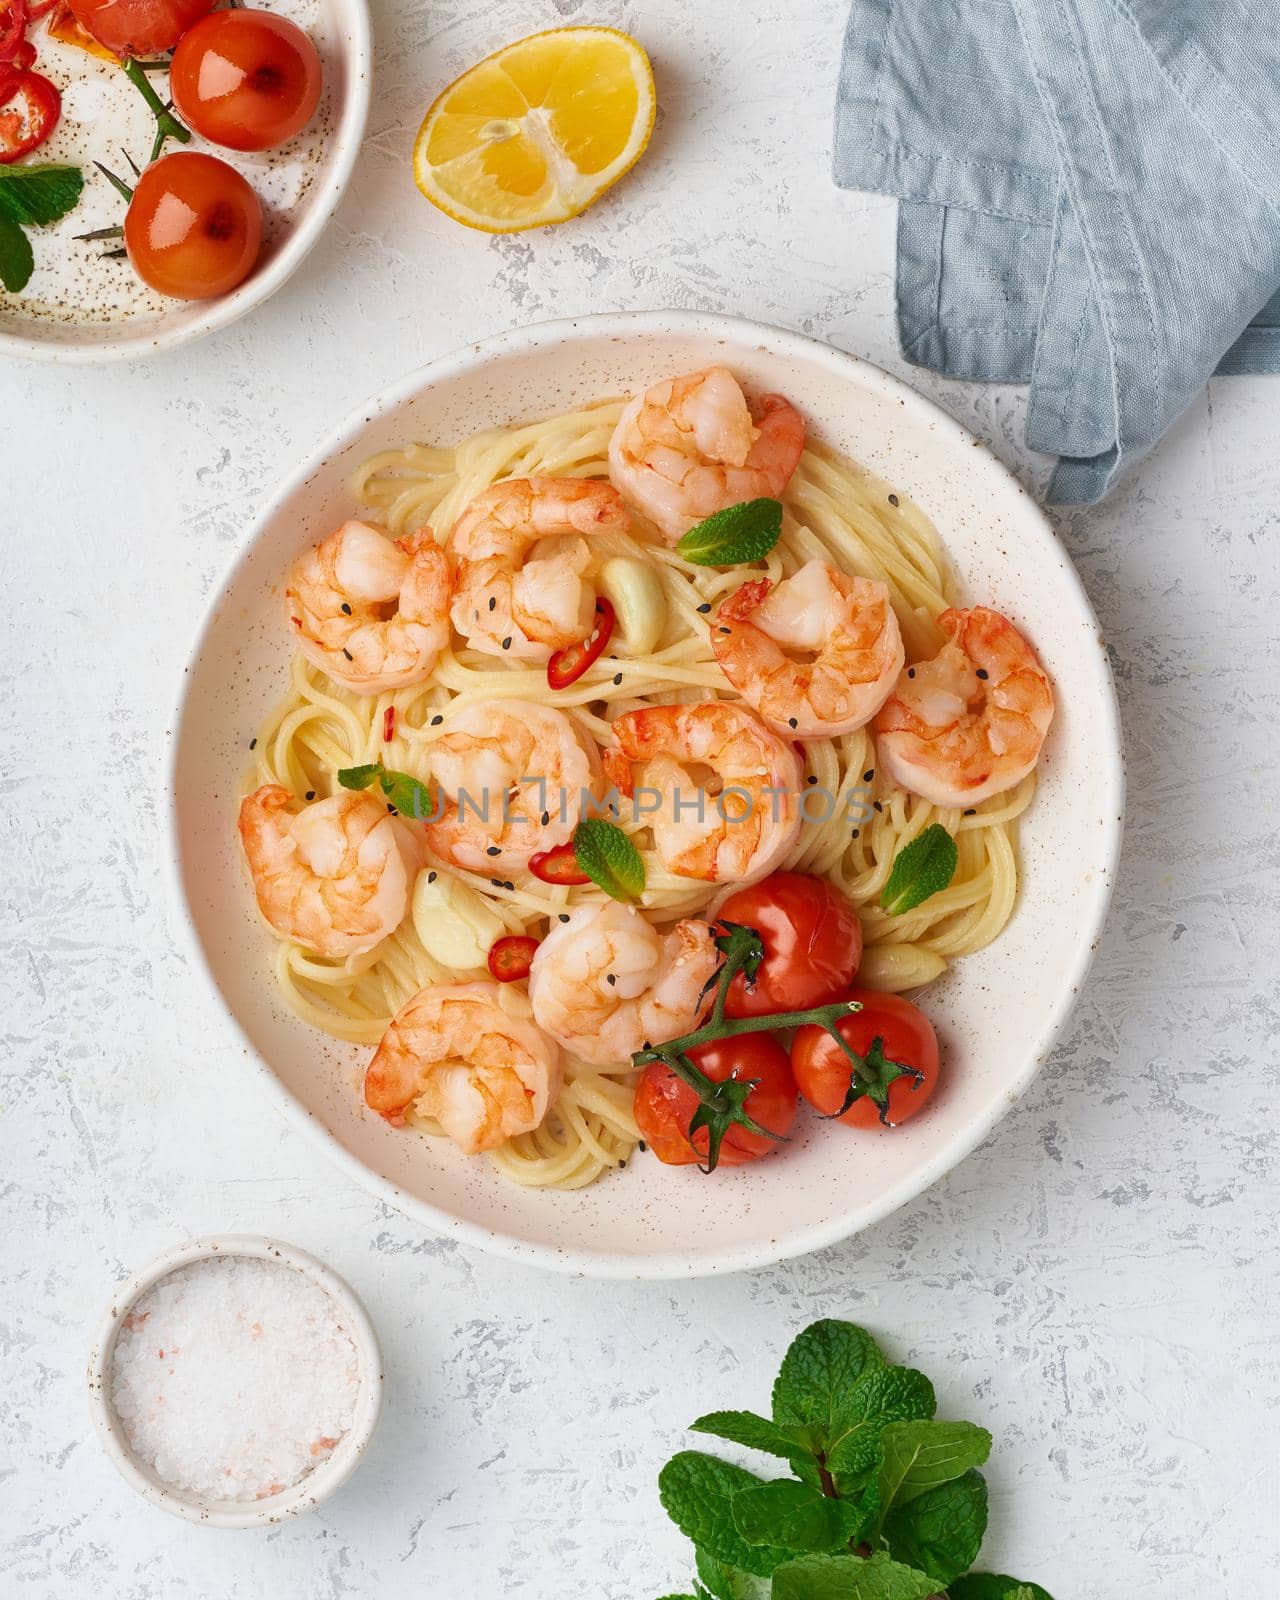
top-left (248, 738), bottom-right (257, 750)
top-left (788, 717), bottom-right (798, 729)
top-left (907, 667), bottom-right (916, 678)
top-left (488, 596), bottom-right (497, 611)
top-left (618, 1159), bottom-right (626, 1169)
top-left (638, 1140), bottom-right (647, 1152)
top-left (873, 800), bottom-right (883, 812)
top-left (558, 913), bottom-right (570, 923)
top-left (430, 715), bottom-right (443, 726)
top-left (427, 871), bottom-right (437, 883)
top-left (888, 493), bottom-right (899, 507)
top-left (851, 827), bottom-right (860, 838)
top-left (976, 668), bottom-right (989, 680)
top-left (613, 673), bottom-right (623, 685)
top-left (607, 973), bottom-right (617, 986)
top-left (540, 811), bottom-right (550, 826)
top-left (305, 790), bottom-right (315, 800)
top-left (486, 846), bottom-right (501, 857)
top-left (807, 775), bottom-right (817, 785)
top-left (491, 878), bottom-right (503, 888)
top-left (964, 807), bottom-right (976, 816)
top-left (502, 637), bottom-right (512, 650)
top-left (696, 603), bottom-right (711, 614)
top-left (719, 626), bottom-right (732, 635)
top-left (387, 803), bottom-right (397, 814)
top-left (504, 881), bottom-right (514, 891)
top-left (864, 769), bottom-right (875, 782)
top-left (342, 648), bottom-right (353, 660)
top-left (341, 602), bottom-right (352, 615)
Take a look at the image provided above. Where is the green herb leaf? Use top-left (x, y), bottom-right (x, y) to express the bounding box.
top-left (677, 498), bottom-right (783, 567)
top-left (573, 817), bottom-right (645, 903)
top-left (731, 1480), bottom-right (863, 1554)
top-left (823, 1365), bottom-right (937, 1486)
top-left (0, 164), bottom-right (85, 228)
top-left (337, 763), bottom-right (384, 790)
top-left (882, 1468), bottom-right (989, 1586)
top-left (658, 1453), bottom-right (792, 1578)
top-left (876, 1420), bottom-right (992, 1512)
top-left (879, 823), bottom-right (958, 915)
top-left (771, 1320), bottom-right (887, 1443)
top-left (690, 1410), bottom-right (811, 1464)
top-left (771, 1552), bottom-right (939, 1600)
top-left (693, 1547), bottom-right (739, 1600)
top-left (713, 920), bottom-right (766, 990)
top-left (654, 1593), bottom-right (700, 1599)
top-left (0, 217), bottom-right (34, 294)
top-left (951, 1577), bottom-right (1055, 1600)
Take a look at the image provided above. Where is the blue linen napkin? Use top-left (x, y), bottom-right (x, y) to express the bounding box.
top-left (833, 0), bottom-right (1280, 502)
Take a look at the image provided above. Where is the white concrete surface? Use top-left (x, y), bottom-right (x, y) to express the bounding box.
top-left (2, 2), bottom-right (1277, 1596)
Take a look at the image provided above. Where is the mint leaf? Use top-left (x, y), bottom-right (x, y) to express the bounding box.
top-left (677, 498), bottom-right (783, 566)
top-left (882, 1468), bottom-right (988, 1586)
top-left (731, 1480), bottom-right (862, 1554)
top-left (771, 1552), bottom-right (939, 1600)
top-left (337, 763), bottom-right (383, 789)
top-left (877, 1420), bottom-right (991, 1511)
top-left (0, 217), bottom-right (34, 294)
top-left (573, 817), bottom-right (645, 903)
top-left (694, 1547), bottom-right (738, 1600)
top-left (337, 762), bottom-right (436, 819)
top-left (880, 824), bottom-right (958, 915)
top-left (0, 164), bottom-right (84, 227)
top-left (772, 1321), bottom-right (886, 1443)
top-left (950, 1576), bottom-right (1054, 1600)
top-left (690, 1410), bottom-right (811, 1464)
top-left (825, 1367), bottom-right (937, 1487)
top-left (658, 1453), bottom-right (792, 1578)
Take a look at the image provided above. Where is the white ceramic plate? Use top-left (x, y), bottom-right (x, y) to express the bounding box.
top-left (170, 311), bottom-right (1124, 1278)
top-left (0, 0), bottom-right (370, 363)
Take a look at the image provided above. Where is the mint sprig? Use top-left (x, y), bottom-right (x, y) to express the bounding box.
top-left (677, 498), bottom-right (783, 566)
top-left (0, 165), bottom-right (84, 293)
top-left (879, 824), bottom-right (958, 915)
top-left (652, 1319), bottom-right (1055, 1600)
top-left (337, 761), bottom-right (438, 821)
top-left (573, 817), bottom-right (645, 903)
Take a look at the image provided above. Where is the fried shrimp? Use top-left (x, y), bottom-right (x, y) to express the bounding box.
top-left (285, 521), bottom-right (451, 693)
top-left (364, 982), bottom-right (562, 1153)
top-left (448, 477), bottom-right (630, 660)
top-left (873, 606), bottom-right (1054, 807)
top-left (528, 902), bottom-right (718, 1065)
top-left (238, 785), bottom-right (421, 958)
top-left (608, 367), bottom-right (805, 541)
top-left (711, 560), bottom-right (904, 737)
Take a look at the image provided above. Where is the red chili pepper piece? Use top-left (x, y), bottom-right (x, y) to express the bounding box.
top-left (528, 842), bottom-right (590, 886)
top-left (487, 934), bottom-right (540, 983)
top-left (382, 706), bottom-right (396, 743)
top-left (26, 0), bottom-right (57, 16)
top-left (546, 597), bottom-right (615, 690)
top-left (0, 68), bottom-right (60, 162)
top-left (0, 0), bottom-right (27, 64)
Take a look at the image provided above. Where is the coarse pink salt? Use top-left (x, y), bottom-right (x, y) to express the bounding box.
top-left (109, 1255), bottom-right (359, 1504)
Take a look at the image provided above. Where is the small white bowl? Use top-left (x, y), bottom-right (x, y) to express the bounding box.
top-left (0, 0), bottom-right (371, 364)
top-left (87, 1235), bottom-right (383, 1527)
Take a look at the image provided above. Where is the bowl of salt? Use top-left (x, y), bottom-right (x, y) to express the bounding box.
top-left (87, 1236), bottom-right (383, 1526)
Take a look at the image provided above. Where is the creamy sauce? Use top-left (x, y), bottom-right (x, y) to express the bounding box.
top-left (0, 0), bottom-right (331, 332)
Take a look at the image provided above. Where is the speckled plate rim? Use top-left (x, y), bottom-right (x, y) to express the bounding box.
top-left (0, 0), bottom-right (372, 366)
top-left (166, 309), bottom-right (1125, 1279)
top-left (86, 1234), bottom-right (384, 1526)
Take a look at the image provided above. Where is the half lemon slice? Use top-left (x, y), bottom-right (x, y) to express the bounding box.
top-left (413, 27), bottom-right (656, 234)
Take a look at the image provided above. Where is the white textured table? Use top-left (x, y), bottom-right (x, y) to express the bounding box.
top-left (3, 3), bottom-right (1278, 1596)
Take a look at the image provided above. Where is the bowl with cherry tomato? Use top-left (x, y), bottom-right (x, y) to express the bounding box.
top-left (0, 0), bottom-right (369, 360)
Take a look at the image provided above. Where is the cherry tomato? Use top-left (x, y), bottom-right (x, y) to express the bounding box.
top-left (67, 0), bottom-right (214, 56)
top-left (547, 598), bottom-right (615, 690)
top-left (717, 873), bottom-right (862, 1018)
top-left (0, 69), bottom-right (59, 163)
top-left (791, 989), bottom-right (939, 1128)
top-left (487, 934), bottom-right (539, 983)
top-left (0, 0), bottom-right (26, 64)
top-left (170, 9), bottom-right (322, 153)
top-left (528, 842), bottom-right (590, 886)
top-left (124, 151), bottom-right (262, 300)
top-left (635, 1033), bottom-right (797, 1168)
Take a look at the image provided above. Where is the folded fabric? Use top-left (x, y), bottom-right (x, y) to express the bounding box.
top-left (833, 0), bottom-right (1280, 502)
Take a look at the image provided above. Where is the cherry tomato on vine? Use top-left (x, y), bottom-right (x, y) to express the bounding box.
top-left (717, 872), bottom-right (862, 1018)
top-left (68, 0), bottom-right (215, 57)
top-left (635, 1032), bottom-right (797, 1169)
top-left (170, 9), bottom-right (322, 153)
top-left (124, 151), bottom-right (262, 299)
top-left (791, 989), bottom-right (939, 1128)
top-left (487, 934), bottom-right (539, 983)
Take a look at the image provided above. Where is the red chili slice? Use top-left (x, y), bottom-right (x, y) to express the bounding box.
top-left (0, 69), bottom-right (60, 162)
top-left (487, 934), bottom-right (540, 983)
top-left (528, 842), bottom-right (590, 886)
top-left (546, 597), bottom-right (615, 690)
top-left (0, 1), bottom-right (26, 63)
top-left (382, 706), bottom-right (396, 743)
